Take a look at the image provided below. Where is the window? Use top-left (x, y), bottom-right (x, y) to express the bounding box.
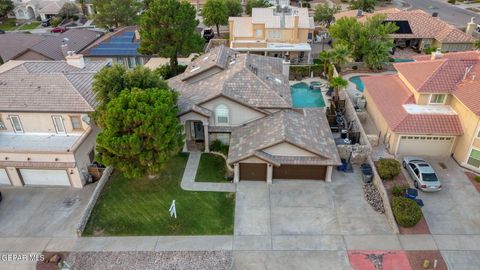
top-left (467, 149), bottom-right (480, 168)
top-left (430, 94), bottom-right (446, 104)
top-left (215, 104), bottom-right (229, 124)
top-left (70, 115), bottom-right (83, 130)
top-left (52, 115), bottom-right (66, 134)
top-left (267, 30), bottom-right (281, 40)
top-left (255, 29), bottom-right (263, 38)
top-left (9, 115), bottom-right (23, 133)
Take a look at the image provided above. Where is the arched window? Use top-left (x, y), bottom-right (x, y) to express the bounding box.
top-left (215, 104), bottom-right (229, 124)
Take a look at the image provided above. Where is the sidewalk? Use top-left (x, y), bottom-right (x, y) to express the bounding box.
top-left (180, 152), bottom-right (236, 192)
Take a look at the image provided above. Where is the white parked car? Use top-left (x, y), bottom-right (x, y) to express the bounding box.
top-left (403, 157), bottom-right (442, 192)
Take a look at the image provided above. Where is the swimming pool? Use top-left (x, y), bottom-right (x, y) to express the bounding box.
top-left (349, 76), bottom-right (366, 92)
top-left (393, 58), bottom-right (414, 63)
top-left (290, 82), bottom-right (326, 108)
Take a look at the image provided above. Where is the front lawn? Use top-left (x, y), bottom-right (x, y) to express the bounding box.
top-left (0, 19), bottom-right (19, 31)
top-left (83, 153), bottom-right (235, 236)
top-left (17, 22), bottom-right (40, 30)
top-left (195, 153), bottom-right (229, 183)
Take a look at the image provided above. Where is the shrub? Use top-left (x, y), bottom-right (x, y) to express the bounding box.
top-left (392, 197), bottom-right (422, 227)
top-left (351, 65), bottom-right (358, 70)
top-left (424, 47), bottom-right (438, 55)
top-left (376, 159), bottom-right (401, 180)
top-left (50, 17), bottom-right (62, 27)
top-left (475, 175), bottom-right (480, 183)
top-left (155, 64), bottom-right (187, 80)
top-left (391, 184), bottom-right (409, 197)
top-left (447, 0), bottom-right (456, 4)
top-left (210, 140), bottom-right (229, 156)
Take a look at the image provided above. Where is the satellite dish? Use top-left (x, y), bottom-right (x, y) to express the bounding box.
top-left (82, 115), bottom-right (91, 125)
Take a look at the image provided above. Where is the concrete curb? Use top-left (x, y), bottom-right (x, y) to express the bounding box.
top-left (75, 167), bottom-right (113, 238)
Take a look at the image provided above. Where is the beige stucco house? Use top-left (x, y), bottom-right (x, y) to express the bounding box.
top-left (228, 5), bottom-right (315, 63)
top-left (0, 56), bottom-right (107, 188)
top-left (168, 46), bottom-right (340, 182)
top-left (363, 50), bottom-right (480, 173)
top-left (334, 8), bottom-right (477, 53)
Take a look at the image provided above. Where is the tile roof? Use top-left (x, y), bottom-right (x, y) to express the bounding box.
top-left (0, 29), bottom-right (103, 61)
top-left (400, 51), bottom-right (480, 115)
top-left (363, 75), bottom-right (464, 135)
top-left (0, 60), bottom-right (108, 113)
top-left (168, 46), bottom-right (291, 114)
top-left (334, 8), bottom-right (476, 43)
top-left (228, 109), bottom-right (341, 166)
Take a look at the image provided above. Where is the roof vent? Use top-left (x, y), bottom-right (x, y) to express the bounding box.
top-left (463, 65), bottom-right (473, 80)
top-left (432, 12), bottom-right (438, 17)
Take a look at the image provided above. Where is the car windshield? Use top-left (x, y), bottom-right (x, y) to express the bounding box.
top-left (422, 173), bottom-right (438, 182)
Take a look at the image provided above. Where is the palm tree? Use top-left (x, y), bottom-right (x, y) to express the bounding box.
top-left (330, 44), bottom-right (351, 71)
top-left (329, 76), bottom-right (348, 101)
top-left (317, 50), bottom-right (333, 77)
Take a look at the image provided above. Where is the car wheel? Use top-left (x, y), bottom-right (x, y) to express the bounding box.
top-left (402, 161), bottom-right (406, 168)
top-left (414, 181), bottom-right (419, 189)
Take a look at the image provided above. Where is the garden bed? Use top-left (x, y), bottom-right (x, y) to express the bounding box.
top-left (83, 153), bottom-right (235, 236)
top-left (405, 250), bottom-right (447, 270)
top-left (465, 171), bottom-right (480, 192)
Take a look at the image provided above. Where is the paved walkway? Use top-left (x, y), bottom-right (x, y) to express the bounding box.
top-left (180, 152), bottom-right (236, 192)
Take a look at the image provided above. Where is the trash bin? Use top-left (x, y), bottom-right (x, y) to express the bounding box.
top-left (361, 163), bottom-right (373, 183)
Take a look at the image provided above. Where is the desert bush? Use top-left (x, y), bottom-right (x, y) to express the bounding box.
top-left (391, 184), bottom-right (409, 197)
top-left (392, 197), bottom-right (421, 227)
top-left (376, 159), bottom-right (401, 180)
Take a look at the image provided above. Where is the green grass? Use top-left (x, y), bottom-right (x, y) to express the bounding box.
top-left (83, 153), bottom-right (235, 236)
top-left (17, 22), bottom-right (40, 30)
top-left (0, 19), bottom-right (19, 31)
top-left (195, 153), bottom-right (229, 183)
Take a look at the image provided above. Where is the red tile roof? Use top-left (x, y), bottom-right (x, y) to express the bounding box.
top-left (363, 75), bottom-right (464, 135)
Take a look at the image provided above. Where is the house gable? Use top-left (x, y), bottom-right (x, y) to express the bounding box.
top-left (263, 142), bottom-right (318, 157)
top-left (200, 96), bottom-right (266, 126)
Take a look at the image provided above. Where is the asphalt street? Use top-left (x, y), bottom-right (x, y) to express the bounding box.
top-left (399, 0), bottom-right (480, 28)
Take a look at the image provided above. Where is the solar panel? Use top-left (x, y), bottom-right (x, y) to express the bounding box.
top-left (88, 31), bottom-right (141, 56)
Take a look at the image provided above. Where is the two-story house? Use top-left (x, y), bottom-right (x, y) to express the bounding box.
top-left (228, 5), bottom-right (314, 64)
top-left (168, 46), bottom-right (340, 183)
top-left (0, 55), bottom-right (107, 187)
top-left (363, 50), bottom-right (480, 173)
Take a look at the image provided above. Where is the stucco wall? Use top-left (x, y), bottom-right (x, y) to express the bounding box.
top-left (450, 97), bottom-right (480, 166)
top-left (200, 96), bottom-right (265, 126)
top-left (263, 142), bottom-right (317, 156)
top-left (73, 126), bottom-right (99, 185)
top-left (0, 112), bottom-right (89, 134)
top-left (240, 156), bottom-right (268, 164)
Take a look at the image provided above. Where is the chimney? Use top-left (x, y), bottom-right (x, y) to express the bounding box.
top-left (134, 29), bottom-right (141, 41)
top-left (431, 48), bottom-right (443, 60)
top-left (282, 59), bottom-right (290, 78)
top-left (432, 12), bottom-right (438, 17)
top-left (65, 52), bottom-right (85, 69)
top-left (466, 17), bottom-right (476, 36)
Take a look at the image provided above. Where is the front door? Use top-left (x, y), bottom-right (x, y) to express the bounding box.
top-left (193, 121), bottom-right (204, 141)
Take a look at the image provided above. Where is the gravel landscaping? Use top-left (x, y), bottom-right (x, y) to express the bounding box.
top-left (65, 251), bottom-right (232, 270)
top-left (363, 183), bottom-right (385, 213)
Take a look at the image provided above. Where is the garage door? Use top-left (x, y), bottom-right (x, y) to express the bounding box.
top-left (397, 136), bottom-right (454, 156)
top-left (273, 165), bottom-right (326, 180)
top-left (20, 169), bottom-right (70, 186)
top-left (0, 168), bottom-right (11, 185)
top-left (240, 163), bottom-right (267, 181)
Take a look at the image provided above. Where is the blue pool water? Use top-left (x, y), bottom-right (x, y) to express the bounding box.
top-left (393, 58), bottom-right (414, 63)
top-left (349, 76), bottom-right (366, 92)
top-left (290, 82), bottom-right (326, 108)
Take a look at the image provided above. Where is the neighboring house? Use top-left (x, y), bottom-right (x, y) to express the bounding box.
top-left (0, 56), bottom-right (108, 188)
top-left (0, 29), bottom-right (103, 62)
top-left (363, 50), bottom-right (480, 173)
top-left (81, 27), bottom-right (150, 69)
top-left (228, 5), bottom-right (314, 64)
top-left (12, 0), bottom-right (70, 20)
top-left (168, 46), bottom-right (340, 182)
top-left (334, 8), bottom-right (477, 53)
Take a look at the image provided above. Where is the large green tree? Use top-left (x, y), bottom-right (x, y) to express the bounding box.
top-left (314, 3), bottom-right (341, 27)
top-left (0, 0), bottom-right (13, 18)
top-left (226, 0), bottom-right (243, 17)
top-left (329, 14), bottom-right (397, 70)
top-left (202, 0), bottom-right (229, 35)
top-left (330, 44), bottom-right (351, 71)
top-left (96, 88), bottom-right (184, 178)
top-left (349, 0), bottom-right (377, 12)
top-left (92, 0), bottom-right (141, 28)
top-left (139, 0), bottom-right (203, 73)
top-left (92, 64), bottom-right (168, 125)
top-left (245, 0), bottom-right (271, 16)
top-left (329, 76), bottom-right (348, 101)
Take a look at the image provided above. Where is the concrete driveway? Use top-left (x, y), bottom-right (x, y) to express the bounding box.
top-left (0, 185), bottom-right (95, 237)
top-left (402, 157), bottom-right (480, 235)
top-left (233, 168), bottom-right (392, 269)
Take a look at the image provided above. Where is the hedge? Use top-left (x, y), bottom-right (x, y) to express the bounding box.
top-left (391, 184), bottom-right (409, 197)
top-left (392, 197), bottom-right (422, 227)
top-left (376, 159), bottom-right (401, 180)
top-left (289, 64), bottom-right (324, 80)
